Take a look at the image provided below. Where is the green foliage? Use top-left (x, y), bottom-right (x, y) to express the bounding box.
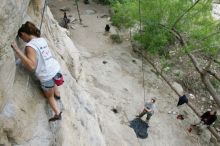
top-left (210, 78), bottom-right (220, 89)
top-left (97, 0), bottom-right (124, 5)
top-left (111, 0), bottom-right (220, 57)
top-left (111, 0), bottom-right (138, 28)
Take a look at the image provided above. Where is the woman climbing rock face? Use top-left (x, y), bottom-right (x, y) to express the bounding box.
top-left (11, 21), bottom-right (63, 122)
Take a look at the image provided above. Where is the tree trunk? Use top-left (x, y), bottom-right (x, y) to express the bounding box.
top-left (201, 74), bottom-right (220, 106)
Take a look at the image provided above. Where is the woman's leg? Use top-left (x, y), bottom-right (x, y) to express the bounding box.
top-left (54, 84), bottom-right (60, 97)
top-left (44, 87), bottom-right (60, 115)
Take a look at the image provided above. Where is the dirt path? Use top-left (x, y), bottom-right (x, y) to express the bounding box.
top-left (49, 1), bottom-right (212, 145)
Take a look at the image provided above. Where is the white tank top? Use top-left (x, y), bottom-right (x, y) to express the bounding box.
top-left (26, 38), bottom-right (60, 82)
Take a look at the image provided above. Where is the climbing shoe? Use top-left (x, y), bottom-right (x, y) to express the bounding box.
top-left (54, 95), bottom-right (61, 100)
top-left (136, 115), bottom-right (141, 118)
top-left (49, 112), bottom-right (62, 122)
top-left (145, 119), bottom-right (149, 124)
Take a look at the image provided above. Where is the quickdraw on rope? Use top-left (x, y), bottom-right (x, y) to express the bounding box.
top-left (138, 0), bottom-right (146, 102)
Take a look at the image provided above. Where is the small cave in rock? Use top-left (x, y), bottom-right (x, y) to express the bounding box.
top-left (111, 108), bottom-right (118, 114)
top-left (102, 61), bottom-right (107, 64)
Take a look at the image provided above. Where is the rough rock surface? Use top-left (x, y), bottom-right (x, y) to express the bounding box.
top-left (0, 0), bottom-right (216, 146)
top-left (0, 0), bottom-right (104, 146)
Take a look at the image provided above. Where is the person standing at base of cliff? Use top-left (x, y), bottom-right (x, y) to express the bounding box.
top-left (63, 11), bottom-right (68, 29)
top-left (11, 21), bottom-right (63, 122)
top-left (136, 97), bottom-right (156, 124)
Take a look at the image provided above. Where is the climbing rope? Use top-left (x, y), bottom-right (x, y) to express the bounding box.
top-left (138, 0), bottom-right (146, 102)
top-left (40, 0), bottom-right (47, 31)
top-left (74, 0), bottom-right (82, 24)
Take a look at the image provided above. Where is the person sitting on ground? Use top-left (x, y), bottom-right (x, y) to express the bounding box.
top-left (188, 110), bottom-right (217, 133)
top-left (136, 97), bottom-right (156, 123)
top-left (11, 21), bottom-right (63, 122)
top-left (195, 110), bottom-right (217, 126)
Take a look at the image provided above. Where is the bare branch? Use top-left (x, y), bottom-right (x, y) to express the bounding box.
top-left (172, 0), bottom-right (201, 28)
top-left (200, 31), bottom-right (220, 41)
top-left (191, 49), bottom-right (202, 53)
top-left (204, 59), bottom-right (212, 71)
top-left (171, 27), bottom-right (185, 46)
top-left (214, 59), bottom-right (220, 65)
top-left (158, 24), bottom-right (185, 46)
top-left (204, 69), bottom-right (220, 82)
top-left (201, 75), bottom-right (220, 105)
top-left (158, 24), bottom-right (181, 40)
top-left (187, 52), bottom-right (203, 73)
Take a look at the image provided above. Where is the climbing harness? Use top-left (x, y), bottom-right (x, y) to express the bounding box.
top-left (40, 0), bottom-right (47, 31)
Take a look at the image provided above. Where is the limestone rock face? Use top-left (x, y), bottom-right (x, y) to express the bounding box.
top-left (0, 0), bottom-right (104, 145)
top-left (0, 0), bottom-right (215, 146)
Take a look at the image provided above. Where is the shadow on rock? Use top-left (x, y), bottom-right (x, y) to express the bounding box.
top-left (129, 118), bottom-right (149, 139)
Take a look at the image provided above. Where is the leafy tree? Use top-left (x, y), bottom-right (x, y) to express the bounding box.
top-left (111, 0), bottom-right (220, 140)
top-left (111, 0), bottom-right (220, 102)
top-left (112, 0), bottom-right (220, 56)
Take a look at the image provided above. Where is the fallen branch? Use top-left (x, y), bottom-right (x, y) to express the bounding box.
top-left (214, 59), bottom-right (220, 65)
top-left (204, 69), bottom-right (220, 82)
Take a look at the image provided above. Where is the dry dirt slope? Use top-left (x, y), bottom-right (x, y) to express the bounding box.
top-left (49, 0), bottom-right (215, 146)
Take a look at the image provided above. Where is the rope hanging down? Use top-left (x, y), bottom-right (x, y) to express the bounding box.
top-left (74, 0), bottom-right (82, 24)
top-left (40, 0), bottom-right (47, 31)
top-left (138, 0), bottom-right (146, 102)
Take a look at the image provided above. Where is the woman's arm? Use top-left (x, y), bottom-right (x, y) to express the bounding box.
top-left (11, 42), bottom-right (37, 71)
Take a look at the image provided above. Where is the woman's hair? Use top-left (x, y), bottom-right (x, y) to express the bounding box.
top-left (18, 21), bottom-right (41, 37)
top-left (152, 97), bottom-right (156, 103)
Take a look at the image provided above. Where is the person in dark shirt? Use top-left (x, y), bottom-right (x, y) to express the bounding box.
top-left (188, 110), bottom-right (217, 133)
top-left (199, 110), bottom-right (217, 126)
top-left (105, 24), bottom-right (110, 32)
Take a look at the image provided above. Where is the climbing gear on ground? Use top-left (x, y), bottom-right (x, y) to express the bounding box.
top-left (188, 127), bottom-right (192, 133)
top-left (177, 114), bottom-right (184, 120)
top-left (49, 112), bottom-right (62, 122)
top-left (177, 95), bottom-right (188, 106)
top-left (53, 73), bottom-right (64, 86)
